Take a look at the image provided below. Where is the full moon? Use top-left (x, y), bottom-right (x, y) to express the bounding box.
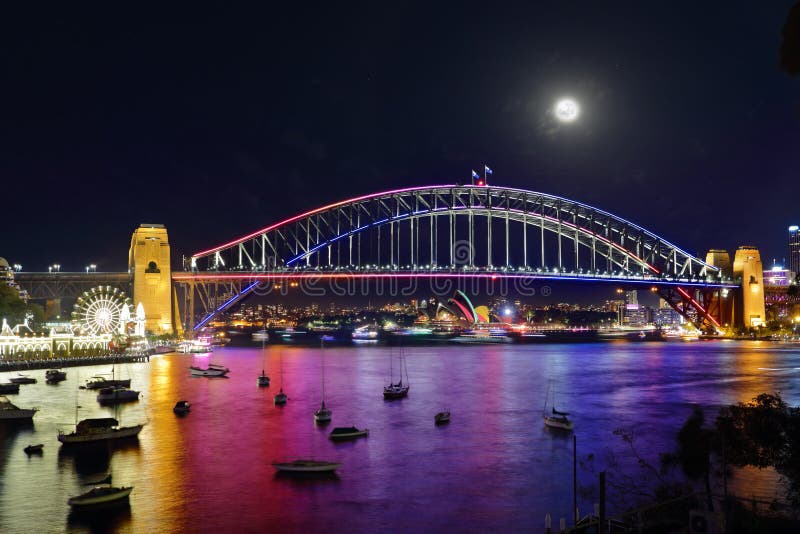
top-left (554, 98), bottom-right (580, 122)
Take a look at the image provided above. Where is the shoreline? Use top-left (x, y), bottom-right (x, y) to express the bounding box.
top-left (0, 353), bottom-right (150, 373)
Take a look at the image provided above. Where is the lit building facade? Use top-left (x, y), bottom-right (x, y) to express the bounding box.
top-left (129, 224), bottom-right (173, 334)
top-left (733, 246), bottom-right (766, 327)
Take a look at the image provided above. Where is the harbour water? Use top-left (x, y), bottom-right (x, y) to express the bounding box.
top-left (1, 341), bottom-right (798, 533)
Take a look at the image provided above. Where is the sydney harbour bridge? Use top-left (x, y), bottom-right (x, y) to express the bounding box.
top-left (13, 184), bottom-right (740, 335)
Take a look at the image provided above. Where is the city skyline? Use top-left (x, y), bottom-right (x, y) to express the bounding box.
top-left (2, 3), bottom-right (799, 271)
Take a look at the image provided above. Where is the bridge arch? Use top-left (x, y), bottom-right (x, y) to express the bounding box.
top-left (191, 185), bottom-right (721, 282)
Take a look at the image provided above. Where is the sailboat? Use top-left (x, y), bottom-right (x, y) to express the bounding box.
top-left (273, 350), bottom-right (288, 405)
top-left (257, 333), bottom-right (270, 387)
top-left (543, 381), bottom-right (573, 430)
top-left (314, 336), bottom-right (332, 423)
top-left (383, 347), bottom-right (410, 399)
top-left (59, 371), bottom-right (145, 444)
top-left (95, 363), bottom-right (140, 404)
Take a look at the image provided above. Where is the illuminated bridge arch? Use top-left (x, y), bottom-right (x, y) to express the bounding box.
top-left (191, 185), bottom-right (721, 282)
top-left (180, 184), bottom-right (735, 332)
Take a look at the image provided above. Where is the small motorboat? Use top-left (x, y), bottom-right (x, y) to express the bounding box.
top-left (189, 363), bottom-right (229, 377)
top-left (9, 374), bottom-right (36, 385)
top-left (173, 400), bottom-right (191, 415)
top-left (24, 444), bottom-right (44, 454)
top-left (0, 396), bottom-right (38, 420)
top-left (272, 459), bottom-right (340, 473)
top-left (45, 369), bottom-right (67, 383)
top-left (329, 426), bottom-right (368, 441)
top-left (67, 486), bottom-right (133, 508)
top-left (435, 411), bottom-right (451, 425)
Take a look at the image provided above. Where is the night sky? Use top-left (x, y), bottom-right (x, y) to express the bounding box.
top-left (2, 3), bottom-right (799, 272)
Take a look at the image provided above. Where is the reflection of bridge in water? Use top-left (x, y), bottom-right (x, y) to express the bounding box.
top-left (174, 184), bottom-right (738, 333)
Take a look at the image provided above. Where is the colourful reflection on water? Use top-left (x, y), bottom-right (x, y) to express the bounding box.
top-left (1, 341), bottom-right (798, 532)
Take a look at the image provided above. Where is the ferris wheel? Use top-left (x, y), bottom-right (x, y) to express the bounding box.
top-left (72, 286), bottom-right (132, 335)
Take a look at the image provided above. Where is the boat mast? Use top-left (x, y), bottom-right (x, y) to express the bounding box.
top-left (320, 337), bottom-right (326, 404)
top-left (543, 381), bottom-right (551, 415)
top-left (403, 348), bottom-right (409, 386)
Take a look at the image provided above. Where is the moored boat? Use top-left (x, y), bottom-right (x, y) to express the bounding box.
top-left (0, 383), bottom-right (20, 394)
top-left (273, 351), bottom-right (287, 404)
top-left (257, 371), bottom-right (270, 387)
top-left (96, 386), bottom-right (140, 404)
top-left (314, 401), bottom-right (332, 423)
top-left (383, 382), bottom-right (410, 399)
top-left (24, 443), bottom-right (44, 454)
top-left (68, 486), bottom-right (133, 508)
top-left (189, 363), bottom-right (229, 377)
top-left (9, 374), bottom-right (36, 384)
top-left (177, 338), bottom-right (213, 353)
top-left (0, 395), bottom-right (38, 420)
top-left (58, 417), bottom-right (144, 444)
top-left (272, 459), bottom-right (340, 473)
top-left (543, 381), bottom-right (573, 431)
top-left (173, 400), bottom-right (190, 415)
top-left (543, 409), bottom-right (574, 430)
top-left (435, 411), bottom-right (451, 424)
top-left (329, 426), bottom-right (368, 441)
top-left (274, 389), bottom-right (288, 405)
top-left (314, 337), bottom-right (332, 422)
top-left (45, 369), bottom-right (67, 383)
top-left (383, 349), bottom-right (410, 399)
top-left (82, 376), bottom-right (131, 390)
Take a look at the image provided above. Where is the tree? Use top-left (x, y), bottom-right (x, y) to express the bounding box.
top-left (716, 393), bottom-right (800, 510)
top-left (661, 406), bottom-right (716, 511)
top-left (0, 283), bottom-right (27, 326)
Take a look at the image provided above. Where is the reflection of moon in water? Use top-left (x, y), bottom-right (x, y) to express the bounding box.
top-left (554, 98), bottom-right (580, 122)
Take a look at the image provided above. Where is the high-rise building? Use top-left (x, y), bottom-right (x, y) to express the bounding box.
top-left (789, 226), bottom-right (800, 276)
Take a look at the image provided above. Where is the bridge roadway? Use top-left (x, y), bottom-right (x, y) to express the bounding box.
top-left (15, 272), bottom-right (131, 300)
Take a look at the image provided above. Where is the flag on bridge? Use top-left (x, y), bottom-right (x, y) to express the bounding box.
top-left (471, 170), bottom-right (479, 185)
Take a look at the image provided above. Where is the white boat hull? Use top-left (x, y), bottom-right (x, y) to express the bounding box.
top-left (58, 424), bottom-right (144, 444)
top-left (189, 367), bottom-right (229, 377)
top-left (543, 415), bottom-right (573, 430)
